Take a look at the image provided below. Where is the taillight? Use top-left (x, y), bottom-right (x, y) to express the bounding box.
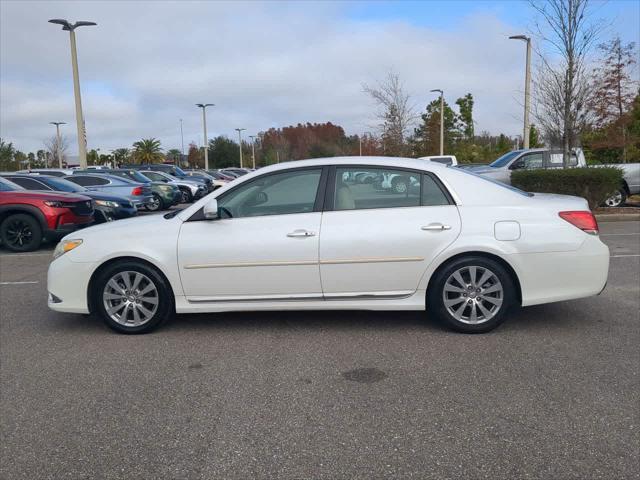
top-left (559, 211), bottom-right (599, 235)
top-left (132, 186), bottom-right (143, 196)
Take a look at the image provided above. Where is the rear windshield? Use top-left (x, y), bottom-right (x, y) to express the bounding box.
top-left (455, 168), bottom-right (533, 197)
top-left (489, 151), bottom-right (522, 168)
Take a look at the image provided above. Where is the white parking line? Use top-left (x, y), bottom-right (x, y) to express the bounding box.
top-left (0, 281), bottom-right (39, 285)
top-left (610, 254), bottom-right (640, 258)
top-left (0, 253), bottom-right (52, 258)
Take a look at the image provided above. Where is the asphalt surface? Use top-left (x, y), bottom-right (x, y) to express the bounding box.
top-left (0, 219), bottom-right (638, 479)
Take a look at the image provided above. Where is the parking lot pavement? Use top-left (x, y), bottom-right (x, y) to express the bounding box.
top-left (0, 220), bottom-right (638, 479)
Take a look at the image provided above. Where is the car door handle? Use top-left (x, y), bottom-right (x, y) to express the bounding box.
top-left (421, 223), bottom-right (451, 231)
top-left (287, 229), bottom-right (315, 238)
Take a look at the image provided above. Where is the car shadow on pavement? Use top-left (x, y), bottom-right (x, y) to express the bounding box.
top-left (50, 304), bottom-right (578, 336)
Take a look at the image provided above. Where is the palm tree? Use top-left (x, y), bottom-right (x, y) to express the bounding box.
top-left (132, 138), bottom-right (163, 164)
top-left (113, 148), bottom-right (130, 165)
top-left (166, 148), bottom-right (182, 165)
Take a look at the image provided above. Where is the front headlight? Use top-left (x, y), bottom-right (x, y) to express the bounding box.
top-left (94, 200), bottom-right (120, 208)
top-left (53, 239), bottom-right (83, 259)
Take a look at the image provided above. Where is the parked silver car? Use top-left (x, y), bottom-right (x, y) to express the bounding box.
top-left (64, 174), bottom-right (153, 209)
top-left (469, 148), bottom-right (587, 185)
top-left (138, 170), bottom-right (207, 203)
top-left (601, 163), bottom-right (640, 207)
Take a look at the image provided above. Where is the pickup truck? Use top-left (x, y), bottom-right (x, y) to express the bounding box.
top-left (601, 163), bottom-right (640, 207)
top-left (468, 148), bottom-right (587, 185)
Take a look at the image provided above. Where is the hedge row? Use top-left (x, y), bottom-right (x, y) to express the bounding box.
top-left (511, 167), bottom-right (623, 209)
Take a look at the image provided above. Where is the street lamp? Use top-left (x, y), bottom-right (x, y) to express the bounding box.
top-left (179, 118), bottom-right (185, 157)
top-left (430, 89), bottom-right (444, 155)
top-left (509, 35), bottom-right (532, 149)
top-left (49, 121), bottom-right (66, 168)
top-left (195, 104), bottom-right (214, 170)
top-left (235, 128), bottom-right (246, 168)
top-left (248, 135), bottom-right (257, 169)
top-left (49, 19), bottom-right (96, 169)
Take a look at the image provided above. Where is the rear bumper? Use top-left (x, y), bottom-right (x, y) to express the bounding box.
top-left (512, 235), bottom-right (610, 307)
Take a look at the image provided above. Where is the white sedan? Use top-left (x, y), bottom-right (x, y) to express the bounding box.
top-left (47, 157), bottom-right (609, 334)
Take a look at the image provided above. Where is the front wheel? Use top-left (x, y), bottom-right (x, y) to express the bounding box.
top-left (427, 256), bottom-right (516, 333)
top-left (180, 188), bottom-right (192, 203)
top-left (92, 261), bottom-right (174, 334)
top-left (0, 213), bottom-right (43, 252)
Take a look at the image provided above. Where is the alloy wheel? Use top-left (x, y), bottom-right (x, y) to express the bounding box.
top-left (102, 271), bottom-right (159, 327)
top-left (5, 219), bottom-right (34, 248)
top-left (604, 191), bottom-right (623, 207)
top-left (442, 265), bottom-right (503, 324)
top-left (147, 195), bottom-right (161, 211)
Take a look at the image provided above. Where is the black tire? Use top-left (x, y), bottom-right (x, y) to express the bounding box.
top-left (0, 213), bottom-right (43, 252)
top-left (179, 188), bottom-right (192, 203)
top-left (146, 193), bottom-right (163, 212)
top-left (602, 189), bottom-right (627, 208)
top-left (427, 256), bottom-right (516, 333)
top-left (92, 260), bottom-right (174, 334)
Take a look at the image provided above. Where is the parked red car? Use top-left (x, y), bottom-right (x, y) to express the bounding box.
top-left (0, 177), bottom-right (94, 252)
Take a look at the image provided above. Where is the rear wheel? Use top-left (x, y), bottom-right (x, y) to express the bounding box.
top-left (92, 260), bottom-right (174, 334)
top-left (427, 256), bottom-right (516, 333)
top-left (146, 193), bottom-right (163, 212)
top-left (603, 189), bottom-right (626, 208)
top-left (0, 213), bottom-right (43, 252)
top-left (179, 188), bottom-right (192, 203)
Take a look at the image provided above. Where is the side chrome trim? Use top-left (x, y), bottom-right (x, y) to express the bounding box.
top-left (187, 293), bottom-right (323, 303)
top-left (184, 256), bottom-right (424, 270)
top-left (184, 260), bottom-right (317, 269)
top-left (186, 291), bottom-right (414, 303)
top-left (319, 256), bottom-right (424, 265)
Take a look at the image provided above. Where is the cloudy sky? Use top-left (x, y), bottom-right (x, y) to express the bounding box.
top-left (1, 0), bottom-right (638, 154)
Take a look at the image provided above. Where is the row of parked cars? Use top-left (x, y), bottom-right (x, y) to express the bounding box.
top-left (0, 164), bottom-right (253, 252)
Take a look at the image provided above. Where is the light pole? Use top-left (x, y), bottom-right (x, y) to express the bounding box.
top-left (179, 118), bottom-right (185, 157)
top-left (509, 35), bottom-right (532, 149)
top-left (359, 135), bottom-right (362, 156)
top-left (196, 103), bottom-right (213, 170)
top-left (430, 89), bottom-right (444, 155)
top-left (248, 135), bottom-right (257, 169)
top-left (235, 128), bottom-right (246, 168)
top-left (49, 121), bottom-right (66, 168)
top-left (49, 19), bottom-right (96, 169)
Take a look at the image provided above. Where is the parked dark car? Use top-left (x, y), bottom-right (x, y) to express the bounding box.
top-left (74, 169), bottom-right (181, 211)
top-left (2, 174), bottom-right (136, 223)
top-left (64, 174), bottom-right (153, 210)
top-left (0, 177), bottom-right (93, 252)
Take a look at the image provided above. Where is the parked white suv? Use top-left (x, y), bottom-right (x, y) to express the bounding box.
top-left (418, 155), bottom-right (458, 166)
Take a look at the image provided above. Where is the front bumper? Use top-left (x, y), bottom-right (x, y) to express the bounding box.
top-left (47, 254), bottom-right (94, 314)
top-left (44, 216), bottom-right (93, 240)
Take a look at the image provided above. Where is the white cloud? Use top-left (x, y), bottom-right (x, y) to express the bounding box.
top-left (1, 0), bottom-right (529, 153)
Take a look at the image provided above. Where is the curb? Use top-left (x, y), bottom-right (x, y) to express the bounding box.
top-left (595, 214), bottom-right (640, 222)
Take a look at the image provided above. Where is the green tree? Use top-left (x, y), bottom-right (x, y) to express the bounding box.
top-left (167, 149), bottom-right (182, 165)
top-left (208, 136), bottom-right (239, 168)
top-left (529, 124), bottom-right (544, 148)
top-left (132, 138), bottom-right (164, 164)
top-left (0, 139), bottom-right (16, 171)
top-left (411, 99), bottom-right (459, 156)
top-left (113, 148), bottom-right (130, 165)
top-left (455, 93), bottom-right (474, 140)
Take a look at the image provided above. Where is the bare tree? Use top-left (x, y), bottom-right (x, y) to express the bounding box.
top-left (44, 135), bottom-right (69, 168)
top-left (530, 0), bottom-right (601, 166)
top-left (363, 72), bottom-right (416, 156)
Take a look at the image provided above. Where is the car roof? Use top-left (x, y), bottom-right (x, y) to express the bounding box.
top-left (256, 156), bottom-right (449, 174)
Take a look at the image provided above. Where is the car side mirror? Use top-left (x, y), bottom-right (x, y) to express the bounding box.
top-left (203, 198), bottom-right (219, 220)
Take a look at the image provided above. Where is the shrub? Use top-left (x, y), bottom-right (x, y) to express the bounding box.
top-left (511, 167), bottom-right (624, 209)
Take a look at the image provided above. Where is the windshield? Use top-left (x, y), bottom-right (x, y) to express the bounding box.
top-left (172, 166), bottom-right (187, 177)
top-left (113, 170), bottom-right (151, 183)
top-left (42, 177), bottom-right (86, 192)
top-left (489, 151), bottom-right (522, 168)
top-left (0, 177), bottom-right (25, 191)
